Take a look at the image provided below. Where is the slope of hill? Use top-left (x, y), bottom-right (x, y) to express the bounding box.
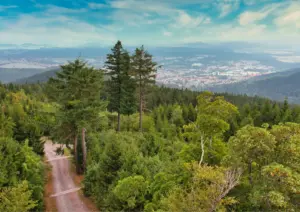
top-left (15, 69), bottom-right (58, 84)
top-left (0, 68), bottom-right (45, 83)
top-left (208, 68), bottom-right (300, 103)
top-left (15, 68), bottom-right (109, 84)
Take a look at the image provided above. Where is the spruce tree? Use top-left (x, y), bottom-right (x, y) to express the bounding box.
top-left (105, 41), bottom-right (136, 131)
top-left (47, 59), bottom-right (107, 173)
top-left (120, 51), bottom-right (137, 116)
top-left (131, 46), bottom-right (159, 132)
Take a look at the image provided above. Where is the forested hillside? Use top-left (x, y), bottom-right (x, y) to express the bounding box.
top-left (209, 68), bottom-right (300, 103)
top-left (15, 69), bottom-right (58, 84)
top-left (1, 41), bottom-right (300, 211)
top-left (0, 68), bottom-right (43, 83)
top-left (0, 83), bottom-right (55, 211)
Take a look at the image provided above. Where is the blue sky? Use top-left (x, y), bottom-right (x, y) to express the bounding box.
top-left (0, 0), bottom-right (300, 47)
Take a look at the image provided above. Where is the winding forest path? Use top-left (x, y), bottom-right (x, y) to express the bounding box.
top-left (44, 141), bottom-right (91, 212)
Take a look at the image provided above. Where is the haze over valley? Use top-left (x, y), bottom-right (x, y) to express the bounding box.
top-left (1, 43), bottom-right (300, 88)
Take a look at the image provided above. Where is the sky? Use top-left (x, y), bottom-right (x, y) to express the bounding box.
top-left (0, 0), bottom-right (300, 47)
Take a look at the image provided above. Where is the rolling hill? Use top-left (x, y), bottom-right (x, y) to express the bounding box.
top-left (0, 68), bottom-right (46, 83)
top-left (13, 65), bottom-right (300, 104)
top-left (15, 69), bottom-right (58, 84)
top-left (208, 68), bottom-right (300, 103)
top-left (15, 68), bottom-right (109, 84)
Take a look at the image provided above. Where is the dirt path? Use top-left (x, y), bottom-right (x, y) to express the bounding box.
top-left (44, 141), bottom-right (91, 212)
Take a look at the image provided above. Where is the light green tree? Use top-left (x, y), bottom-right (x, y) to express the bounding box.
top-left (183, 91), bottom-right (238, 165)
top-left (113, 175), bottom-right (149, 210)
top-left (164, 162), bottom-right (241, 212)
top-left (0, 181), bottom-right (37, 212)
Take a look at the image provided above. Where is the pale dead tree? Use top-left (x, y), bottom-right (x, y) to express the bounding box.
top-left (209, 168), bottom-right (242, 212)
top-left (199, 134), bottom-right (205, 166)
top-left (165, 165), bottom-right (242, 212)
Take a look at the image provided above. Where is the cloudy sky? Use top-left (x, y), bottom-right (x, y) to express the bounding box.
top-left (1, 0), bottom-right (300, 47)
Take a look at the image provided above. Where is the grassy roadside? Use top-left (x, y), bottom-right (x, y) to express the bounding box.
top-left (43, 158), bottom-right (58, 212)
top-left (66, 148), bottom-right (99, 212)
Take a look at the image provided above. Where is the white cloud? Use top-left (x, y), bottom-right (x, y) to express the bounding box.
top-left (0, 14), bottom-right (116, 47)
top-left (239, 4), bottom-right (281, 26)
top-left (88, 3), bottom-right (107, 9)
top-left (182, 23), bottom-right (272, 44)
top-left (106, 0), bottom-right (210, 30)
top-left (174, 11), bottom-right (211, 28)
top-left (220, 24), bottom-right (267, 40)
top-left (109, 0), bottom-right (175, 14)
top-left (0, 5), bottom-right (17, 12)
top-left (36, 4), bottom-right (87, 13)
top-left (163, 30), bottom-right (172, 37)
top-left (274, 2), bottom-right (300, 29)
top-left (1, 0), bottom-right (300, 47)
top-left (217, 0), bottom-right (240, 18)
top-left (243, 0), bottom-right (274, 6)
top-left (178, 12), bottom-right (193, 25)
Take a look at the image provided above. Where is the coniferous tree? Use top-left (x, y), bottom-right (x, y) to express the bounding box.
top-left (281, 98), bottom-right (292, 122)
top-left (47, 59), bottom-right (106, 173)
top-left (120, 51), bottom-right (137, 116)
top-left (131, 46), bottom-right (159, 132)
top-left (105, 41), bottom-right (136, 131)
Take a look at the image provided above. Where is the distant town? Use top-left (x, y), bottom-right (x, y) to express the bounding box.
top-left (155, 58), bottom-right (275, 89)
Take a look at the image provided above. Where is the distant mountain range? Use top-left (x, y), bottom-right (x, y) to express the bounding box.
top-left (207, 68), bottom-right (300, 103)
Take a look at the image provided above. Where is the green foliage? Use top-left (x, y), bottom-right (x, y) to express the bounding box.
top-left (183, 91), bottom-right (238, 165)
top-left (226, 123), bottom-right (300, 211)
top-left (105, 41), bottom-right (137, 131)
top-left (83, 130), bottom-right (184, 211)
top-left (131, 45), bottom-right (158, 131)
top-left (113, 175), bottom-right (149, 210)
top-left (0, 84), bottom-right (48, 211)
top-left (5, 43), bottom-right (300, 212)
top-left (226, 125), bottom-right (276, 167)
top-left (0, 89), bottom-right (53, 154)
top-left (163, 163), bottom-right (241, 212)
top-left (0, 137), bottom-right (44, 210)
top-left (0, 114), bottom-right (15, 137)
top-left (47, 59), bottom-right (107, 134)
top-left (47, 59), bottom-right (107, 172)
top-left (0, 181), bottom-right (37, 212)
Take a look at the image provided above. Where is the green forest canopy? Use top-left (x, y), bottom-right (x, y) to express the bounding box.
top-left (1, 40), bottom-right (300, 211)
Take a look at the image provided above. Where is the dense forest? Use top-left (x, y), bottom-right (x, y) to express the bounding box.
top-left (1, 41), bottom-right (300, 211)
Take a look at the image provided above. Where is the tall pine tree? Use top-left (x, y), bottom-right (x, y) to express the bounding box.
top-left (131, 46), bottom-right (158, 132)
top-left (47, 59), bottom-right (107, 173)
top-left (105, 41), bottom-right (136, 131)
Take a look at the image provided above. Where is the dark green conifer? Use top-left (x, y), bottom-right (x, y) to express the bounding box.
top-left (105, 41), bottom-right (136, 131)
top-left (131, 46), bottom-right (159, 132)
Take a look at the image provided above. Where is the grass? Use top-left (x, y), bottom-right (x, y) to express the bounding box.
top-left (63, 147), bottom-right (71, 157)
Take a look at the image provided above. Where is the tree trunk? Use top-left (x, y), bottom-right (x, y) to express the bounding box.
top-left (117, 112), bottom-right (121, 132)
top-left (81, 128), bottom-right (87, 172)
top-left (74, 135), bottom-right (79, 174)
top-left (248, 160), bottom-right (253, 186)
top-left (139, 76), bottom-right (143, 132)
top-left (199, 135), bottom-right (205, 166)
